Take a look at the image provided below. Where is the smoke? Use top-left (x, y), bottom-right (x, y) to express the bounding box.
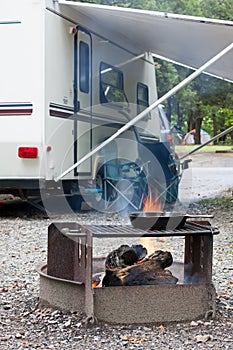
top-left (38, 102), bottom-right (194, 240)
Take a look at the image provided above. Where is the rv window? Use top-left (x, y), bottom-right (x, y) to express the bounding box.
top-left (79, 41), bottom-right (89, 93)
top-left (137, 83), bottom-right (151, 120)
top-left (100, 62), bottom-right (128, 106)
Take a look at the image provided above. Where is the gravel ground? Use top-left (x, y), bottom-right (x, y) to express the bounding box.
top-left (0, 192), bottom-right (233, 350)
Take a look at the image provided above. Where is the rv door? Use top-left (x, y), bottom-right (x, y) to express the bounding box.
top-left (74, 28), bottom-right (92, 176)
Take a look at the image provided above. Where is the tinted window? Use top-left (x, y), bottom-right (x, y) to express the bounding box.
top-left (137, 83), bottom-right (150, 119)
top-left (100, 62), bottom-right (128, 106)
top-left (79, 41), bottom-right (89, 93)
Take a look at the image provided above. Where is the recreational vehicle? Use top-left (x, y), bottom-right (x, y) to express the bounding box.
top-left (0, 0), bottom-right (175, 211)
top-left (1, 0), bottom-right (232, 212)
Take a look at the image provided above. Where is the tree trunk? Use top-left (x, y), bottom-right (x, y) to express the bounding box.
top-left (213, 113), bottom-right (218, 145)
top-left (167, 98), bottom-right (172, 123)
top-left (188, 111), bottom-right (194, 132)
top-left (177, 102), bottom-right (183, 127)
top-left (194, 117), bottom-right (202, 144)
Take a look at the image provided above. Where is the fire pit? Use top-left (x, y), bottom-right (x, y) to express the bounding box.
top-left (38, 221), bottom-right (219, 324)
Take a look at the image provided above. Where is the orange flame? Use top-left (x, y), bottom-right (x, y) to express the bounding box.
top-left (143, 188), bottom-right (162, 212)
top-left (92, 281), bottom-right (100, 288)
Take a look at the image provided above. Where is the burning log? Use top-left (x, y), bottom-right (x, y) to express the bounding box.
top-left (102, 248), bottom-right (178, 287)
top-left (105, 244), bottom-right (148, 269)
top-left (91, 244), bottom-right (147, 288)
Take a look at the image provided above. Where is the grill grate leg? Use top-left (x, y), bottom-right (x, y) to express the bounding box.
top-left (184, 233), bottom-right (213, 284)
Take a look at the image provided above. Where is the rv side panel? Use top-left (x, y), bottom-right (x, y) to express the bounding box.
top-left (44, 5), bottom-right (75, 181)
top-left (0, 1), bottom-right (45, 190)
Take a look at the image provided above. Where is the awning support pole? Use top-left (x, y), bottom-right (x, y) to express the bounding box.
top-left (55, 42), bottom-right (233, 182)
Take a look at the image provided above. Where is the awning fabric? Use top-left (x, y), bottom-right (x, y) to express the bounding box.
top-left (57, 1), bottom-right (233, 82)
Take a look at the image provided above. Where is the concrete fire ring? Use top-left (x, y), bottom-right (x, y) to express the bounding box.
top-left (37, 264), bottom-right (216, 324)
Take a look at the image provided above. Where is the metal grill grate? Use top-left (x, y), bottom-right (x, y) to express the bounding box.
top-left (84, 222), bottom-right (219, 238)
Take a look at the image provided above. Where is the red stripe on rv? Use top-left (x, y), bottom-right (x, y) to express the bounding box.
top-left (0, 109), bottom-right (33, 116)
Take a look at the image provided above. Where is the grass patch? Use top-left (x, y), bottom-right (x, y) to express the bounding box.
top-left (175, 145), bottom-right (233, 153)
top-left (200, 195), bottom-right (233, 209)
top-left (227, 249), bottom-right (233, 255)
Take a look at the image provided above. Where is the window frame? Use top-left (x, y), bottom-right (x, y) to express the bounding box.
top-left (99, 62), bottom-right (128, 107)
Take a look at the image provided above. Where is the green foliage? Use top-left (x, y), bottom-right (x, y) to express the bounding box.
top-left (226, 249), bottom-right (233, 255)
top-left (200, 0), bottom-right (233, 20)
top-left (200, 195), bottom-right (233, 208)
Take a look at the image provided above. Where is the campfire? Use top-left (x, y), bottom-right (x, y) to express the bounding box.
top-left (92, 190), bottom-right (174, 288)
top-left (143, 188), bottom-right (162, 212)
top-left (93, 244), bottom-right (178, 288)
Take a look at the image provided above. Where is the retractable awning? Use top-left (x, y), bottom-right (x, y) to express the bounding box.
top-left (53, 1), bottom-right (233, 181)
top-left (58, 1), bottom-right (233, 82)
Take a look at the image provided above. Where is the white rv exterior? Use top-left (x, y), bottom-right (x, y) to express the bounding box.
top-left (0, 0), bottom-right (161, 200)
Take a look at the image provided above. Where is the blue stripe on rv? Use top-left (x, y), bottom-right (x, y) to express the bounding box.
top-left (0, 21), bottom-right (21, 25)
top-left (0, 102), bottom-right (33, 116)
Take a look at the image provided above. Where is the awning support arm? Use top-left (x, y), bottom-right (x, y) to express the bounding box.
top-left (55, 42), bottom-right (233, 182)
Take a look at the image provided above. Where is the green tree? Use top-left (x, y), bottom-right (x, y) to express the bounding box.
top-left (200, 0), bottom-right (233, 20)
